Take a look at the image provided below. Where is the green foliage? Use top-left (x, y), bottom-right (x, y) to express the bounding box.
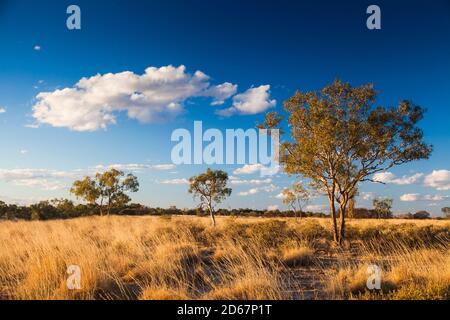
top-left (188, 168), bottom-right (232, 226)
top-left (70, 169), bottom-right (139, 215)
top-left (373, 198), bottom-right (393, 219)
top-left (259, 80), bottom-right (432, 244)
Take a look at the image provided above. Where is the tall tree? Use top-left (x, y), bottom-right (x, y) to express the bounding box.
top-left (282, 182), bottom-right (310, 220)
top-left (188, 169), bottom-right (232, 226)
top-left (71, 169), bottom-right (139, 215)
top-left (258, 80), bottom-right (432, 244)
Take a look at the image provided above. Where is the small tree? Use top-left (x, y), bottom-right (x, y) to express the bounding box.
top-left (441, 207), bottom-right (450, 219)
top-left (373, 198), bottom-right (393, 219)
top-left (282, 182), bottom-right (310, 220)
top-left (258, 80), bottom-right (432, 244)
top-left (413, 210), bottom-right (431, 219)
top-left (188, 169), bottom-right (231, 226)
top-left (70, 169), bottom-right (139, 215)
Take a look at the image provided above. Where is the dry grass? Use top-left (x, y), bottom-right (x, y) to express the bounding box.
top-left (0, 216), bottom-right (448, 300)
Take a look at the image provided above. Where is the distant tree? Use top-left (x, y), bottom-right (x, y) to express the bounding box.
top-left (282, 182), bottom-right (310, 220)
top-left (30, 201), bottom-right (59, 220)
top-left (71, 169), bottom-right (139, 215)
top-left (51, 198), bottom-right (76, 218)
top-left (397, 212), bottom-right (413, 219)
top-left (373, 198), bottom-right (393, 219)
top-left (188, 169), bottom-right (231, 226)
top-left (413, 210), bottom-right (431, 219)
top-left (258, 80), bottom-right (432, 244)
top-left (0, 200), bottom-right (8, 219)
top-left (441, 207), bottom-right (450, 219)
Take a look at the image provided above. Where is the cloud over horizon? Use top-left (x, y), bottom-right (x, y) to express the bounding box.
top-left (30, 65), bottom-right (274, 131)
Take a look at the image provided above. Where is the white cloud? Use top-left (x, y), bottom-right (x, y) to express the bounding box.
top-left (32, 65), bottom-right (238, 131)
top-left (305, 204), bottom-right (327, 212)
top-left (400, 193), bottom-right (449, 202)
top-left (400, 193), bottom-right (421, 202)
top-left (0, 168), bottom-right (75, 191)
top-left (360, 192), bottom-right (375, 201)
top-left (216, 85), bottom-right (276, 116)
top-left (238, 184), bottom-right (277, 196)
top-left (94, 163), bottom-right (150, 171)
top-left (151, 164), bottom-right (176, 171)
top-left (230, 178), bottom-right (272, 185)
top-left (233, 164), bottom-right (267, 175)
top-left (33, 45), bottom-right (41, 51)
top-left (0, 107), bottom-right (6, 113)
top-left (238, 188), bottom-right (259, 196)
top-left (267, 205), bottom-right (279, 211)
top-left (373, 172), bottom-right (423, 185)
top-left (159, 178), bottom-right (189, 185)
top-left (204, 82), bottom-right (237, 105)
top-left (19, 149), bottom-right (28, 155)
top-left (424, 170), bottom-right (450, 191)
top-left (14, 179), bottom-right (63, 191)
top-left (0, 163), bottom-right (170, 191)
top-left (93, 163), bottom-right (176, 172)
top-left (275, 190), bottom-right (287, 200)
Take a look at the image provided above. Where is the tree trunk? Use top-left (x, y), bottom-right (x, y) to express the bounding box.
top-left (208, 206), bottom-right (216, 227)
top-left (328, 194), bottom-right (339, 243)
top-left (338, 200), bottom-right (348, 245)
top-left (99, 198), bottom-right (104, 216)
top-left (107, 194), bottom-right (112, 216)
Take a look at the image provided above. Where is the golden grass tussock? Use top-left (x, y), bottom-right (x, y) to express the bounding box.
top-left (0, 215), bottom-right (448, 300)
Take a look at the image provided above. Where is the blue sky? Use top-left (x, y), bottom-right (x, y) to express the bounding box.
top-left (0, 0), bottom-right (449, 215)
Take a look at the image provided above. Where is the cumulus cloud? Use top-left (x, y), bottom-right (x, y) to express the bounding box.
top-left (424, 170), bottom-right (450, 191)
top-left (373, 172), bottom-right (423, 185)
top-left (267, 205), bottom-right (279, 211)
top-left (204, 82), bottom-right (237, 105)
top-left (233, 164), bottom-right (268, 175)
top-left (32, 65), bottom-right (238, 131)
top-left (216, 85), bottom-right (276, 117)
top-left (400, 193), bottom-right (449, 202)
top-left (0, 107), bottom-right (6, 113)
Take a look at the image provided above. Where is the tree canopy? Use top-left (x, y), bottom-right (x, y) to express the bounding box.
top-left (259, 79), bottom-right (432, 244)
top-left (70, 169), bottom-right (139, 215)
